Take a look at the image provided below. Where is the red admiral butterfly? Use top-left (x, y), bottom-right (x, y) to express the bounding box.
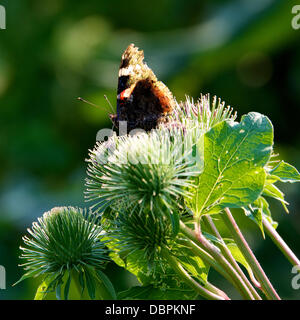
top-left (110, 44), bottom-right (175, 132)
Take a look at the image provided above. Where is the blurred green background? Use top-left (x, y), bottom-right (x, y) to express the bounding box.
top-left (0, 0), bottom-right (300, 300)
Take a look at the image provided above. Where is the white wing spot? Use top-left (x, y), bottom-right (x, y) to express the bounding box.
top-left (119, 65), bottom-right (134, 76)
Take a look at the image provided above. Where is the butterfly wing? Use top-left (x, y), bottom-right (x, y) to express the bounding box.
top-left (114, 44), bottom-right (175, 132)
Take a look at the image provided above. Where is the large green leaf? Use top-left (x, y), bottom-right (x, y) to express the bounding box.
top-left (187, 113), bottom-right (273, 218)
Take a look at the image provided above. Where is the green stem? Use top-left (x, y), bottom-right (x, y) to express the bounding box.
top-left (222, 208), bottom-right (280, 300)
top-left (161, 247), bottom-right (229, 300)
top-left (263, 217), bottom-right (300, 269)
top-left (204, 216), bottom-right (262, 300)
top-left (180, 221), bottom-right (254, 300)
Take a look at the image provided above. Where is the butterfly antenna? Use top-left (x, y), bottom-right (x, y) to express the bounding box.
top-left (77, 97), bottom-right (111, 113)
top-left (104, 95), bottom-right (115, 114)
top-left (103, 95), bottom-right (118, 130)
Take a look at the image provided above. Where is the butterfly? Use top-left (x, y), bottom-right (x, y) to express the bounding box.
top-left (110, 44), bottom-right (176, 132)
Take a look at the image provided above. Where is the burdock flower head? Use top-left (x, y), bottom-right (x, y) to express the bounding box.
top-left (173, 94), bottom-right (236, 129)
top-left (86, 126), bottom-right (203, 227)
top-left (16, 207), bottom-right (113, 300)
top-left (112, 206), bottom-right (175, 266)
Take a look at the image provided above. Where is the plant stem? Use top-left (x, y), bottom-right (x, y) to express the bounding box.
top-left (180, 221), bottom-right (254, 300)
top-left (222, 208), bottom-right (281, 300)
top-left (204, 216), bottom-right (262, 300)
top-left (161, 247), bottom-right (229, 300)
top-left (263, 217), bottom-right (300, 269)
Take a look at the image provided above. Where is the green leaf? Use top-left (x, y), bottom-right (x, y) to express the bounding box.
top-left (244, 196), bottom-right (278, 235)
top-left (187, 112), bottom-right (273, 218)
top-left (243, 197), bottom-right (269, 238)
top-left (263, 181), bottom-right (289, 213)
top-left (269, 161), bottom-right (300, 183)
top-left (95, 269), bottom-right (117, 300)
top-left (257, 196), bottom-right (272, 217)
top-left (244, 205), bottom-right (264, 238)
top-left (13, 271), bottom-right (37, 287)
top-left (169, 211), bottom-right (180, 236)
top-left (175, 242), bottom-right (210, 283)
top-left (105, 233), bottom-right (206, 295)
top-left (225, 242), bottom-right (252, 276)
top-left (78, 271), bottom-right (85, 296)
top-left (258, 197), bottom-right (278, 229)
top-left (56, 283), bottom-right (62, 300)
top-left (110, 247), bottom-right (179, 289)
top-left (202, 231), bottom-right (224, 246)
top-left (84, 268), bottom-right (96, 300)
top-left (63, 272), bottom-right (71, 300)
